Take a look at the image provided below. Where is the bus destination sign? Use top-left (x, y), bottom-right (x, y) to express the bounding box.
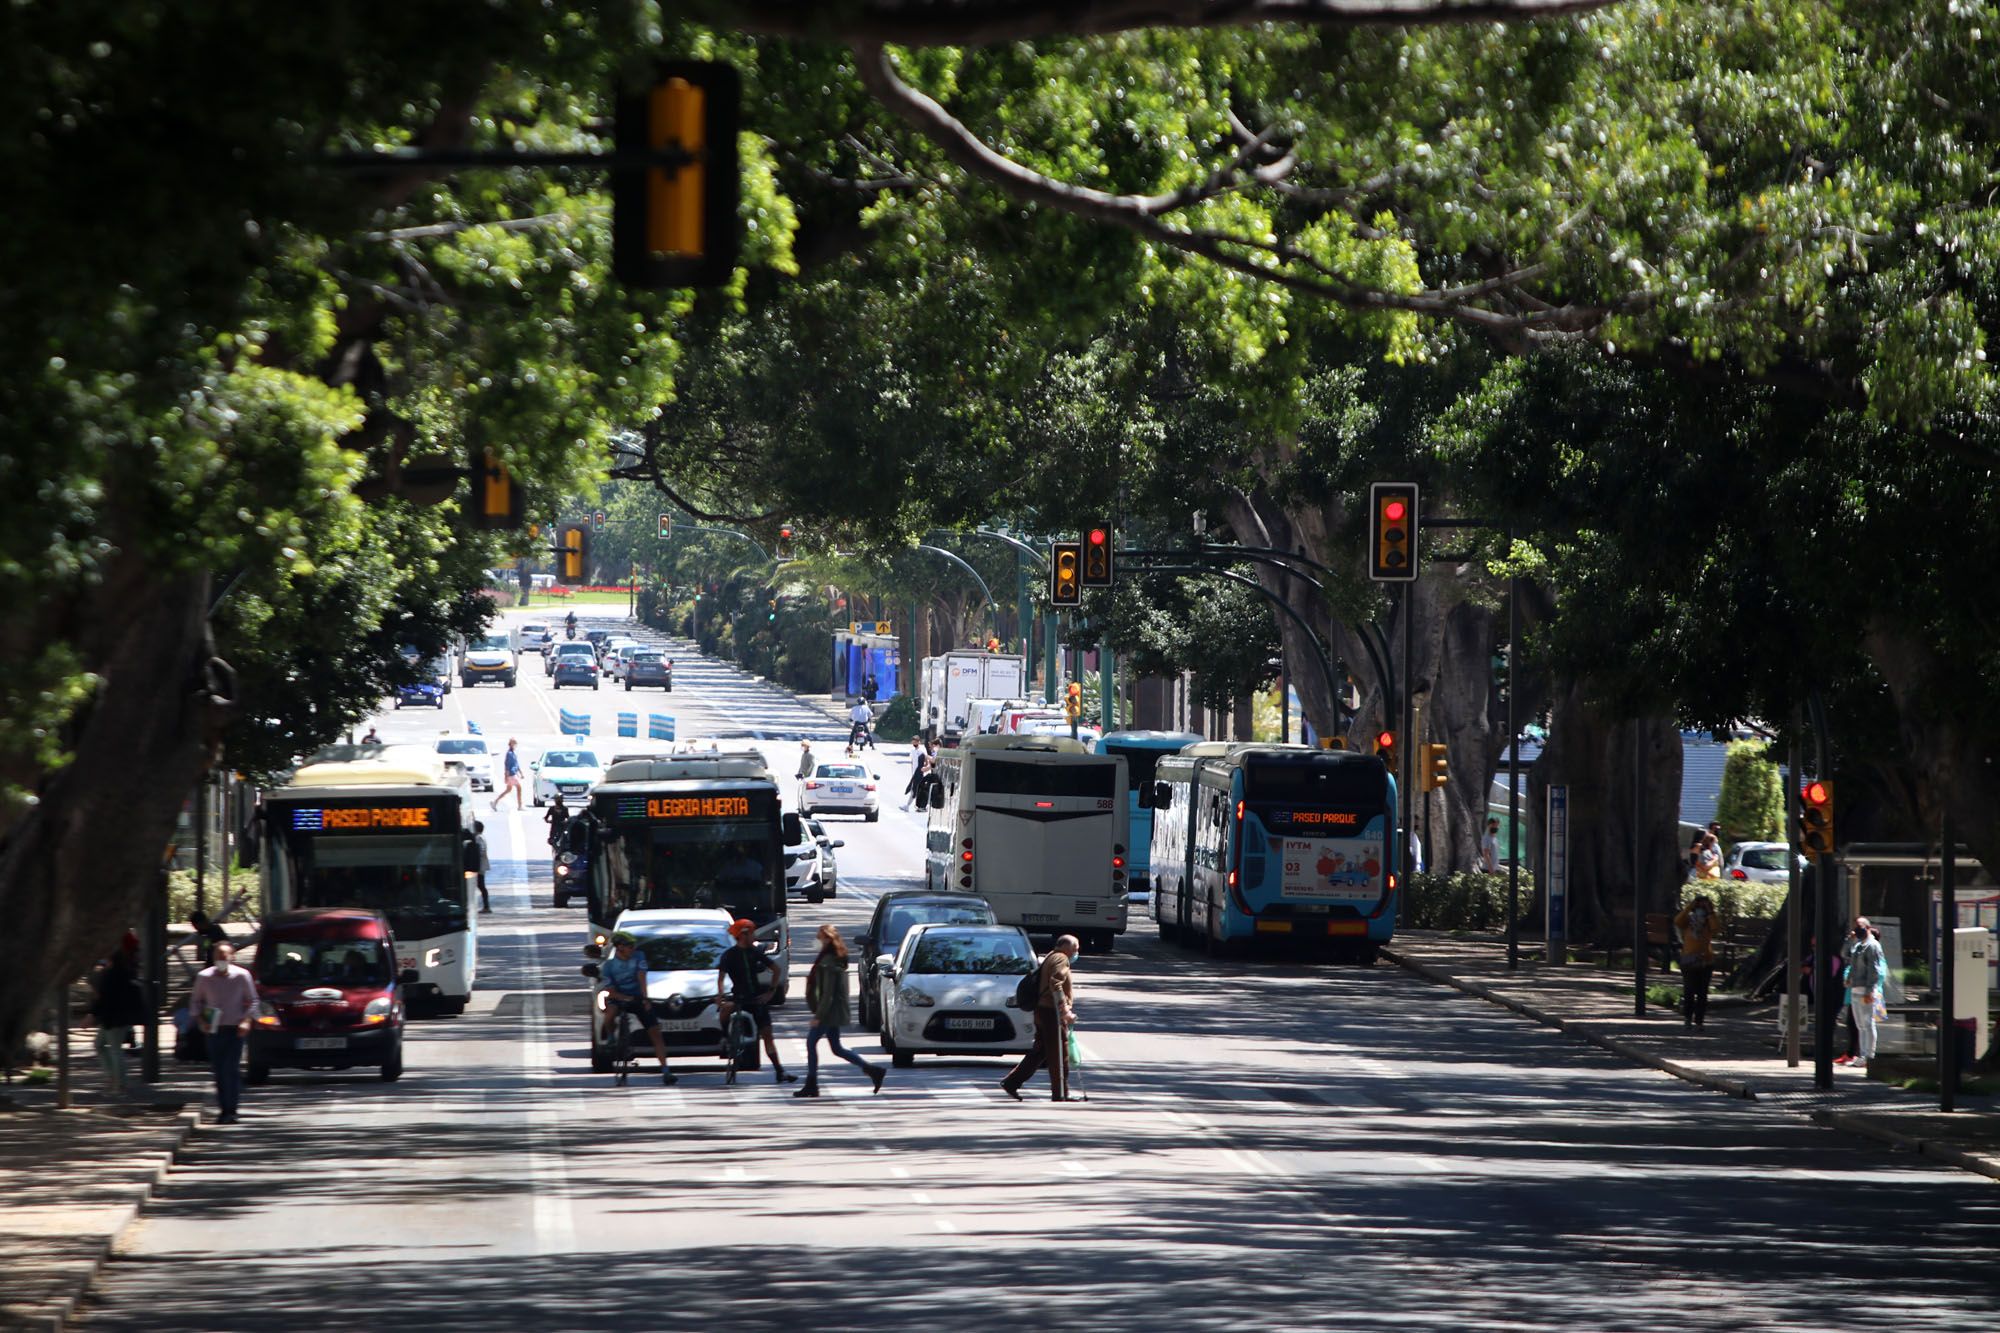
top-left (617, 795), bottom-right (754, 822)
top-left (289, 805), bottom-right (436, 832)
top-left (1270, 809), bottom-right (1362, 829)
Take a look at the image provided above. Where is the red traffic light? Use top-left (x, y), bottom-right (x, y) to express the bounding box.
top-left (1375, 730), bottom-right (1395, 750)
top-left (1803, 780), bottom-right (1829, 806)
top-left (1383, 500), bottom-right (1407, 522)
top-left (779, 525), bottom-right (793, 539)
top-left (1088, 528), bottom-right (1107, 546)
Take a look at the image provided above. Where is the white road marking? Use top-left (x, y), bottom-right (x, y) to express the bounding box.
top-left (934, 1219), bottom-right (959, 1233)
top-left (909, 1191), bottom-right (933, 1205)
top-left (891, 1166), bottom-right (911, 1179)
top-left (518, 927), bottom-right (578, 1254)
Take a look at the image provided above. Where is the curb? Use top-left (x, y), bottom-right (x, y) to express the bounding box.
top-left (17, 1107), bottom-right (202, 1333)
top-left (1383, 947), bottom-right (2000, 1184)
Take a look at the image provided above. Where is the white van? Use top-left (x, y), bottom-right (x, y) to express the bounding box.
top-left (460, 626), bottom-right (519, 688)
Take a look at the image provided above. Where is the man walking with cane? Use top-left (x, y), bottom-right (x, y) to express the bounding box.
top-left (1001, 934), bottom-right (1080, 1102)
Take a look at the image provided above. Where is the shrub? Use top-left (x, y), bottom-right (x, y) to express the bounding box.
top-left (1402, 871), bottom-right (1533, 931)
top-left (874, 695), bottom-right (919, 744)
top-left (1716, 740), bottom-right (1784, 845)
top-left (1678, 879), bottom-right (1785, 923)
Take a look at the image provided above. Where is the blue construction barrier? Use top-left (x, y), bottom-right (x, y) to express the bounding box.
top-left (617, 712), bottom-right (638, 738)
top-left (559, 709), bottom-right (590, 736)
top-left (648, 713), bottom-right (676, 741)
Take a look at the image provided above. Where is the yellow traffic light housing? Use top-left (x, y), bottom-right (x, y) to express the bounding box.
top-left (1800, 780), bottom-right (1835, 860)
top-left (613, 62), bottom-right (740, 289)
top-left (1419, 743), bottom-right (1450, 792)
top-left (469, 447), bottom-right (525, 531)
top-left (1064, 681), bottom-right (1083, 721)
top-left (555, 525), bottom-right (588, 583)
top-left (1368, 481), bottom-right (1420, 582)
top-left (1050, 542), bottom-right (1081, 605)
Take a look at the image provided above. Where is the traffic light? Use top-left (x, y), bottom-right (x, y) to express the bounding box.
top-left (1081, 523), bottom-right (1114, 587)
top-left (775, 524), bottom-right (794, 561)
top-left (1800, 780), bottom-right (1835, 860)
top-left (1492, 643), bottom-right (1511, 703)
top-left (1064, 681), bottom-right (1083, 721)
top-left (470, 447), bottom-right (525, 531)
top-left (1367, 481), bottom-right (1420, 582)
top-left (1050, 542), bottom-right (1081, 605)
top-left (1319, 737), bottom-right (1348, 751)
top-left (657, 512), bottom-right (672, 539)
top-left (592, 510), bottom-right (606, 532)
top-left (554, 525), bottom-right (588, 583)
top-left (767, 598), bottom-right (778, 623)
top-left (1420, 743), bottom-right (1450, 792)
top-left (613, 62), bottom-right (741, 288)
top-left (1371, 729), bottom-right (1396, 773)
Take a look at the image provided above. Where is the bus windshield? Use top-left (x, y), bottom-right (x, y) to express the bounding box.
top-left (976, 757), bottom-right (1114, 800)
top-left (601, 824), bottom-right (779, 918)
top-left (1102, 746), bottom-right (1168, 805)
top-left (281, 832), bottom-right (469, 940)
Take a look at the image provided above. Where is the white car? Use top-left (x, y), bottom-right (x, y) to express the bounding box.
top-left (520, 622), bottom-right (551, 649)
top-left (601, 636), bottom-right (639, 675)
top-left (806, 817), bottom-right (844, 896)
top-left (801, 761), bottom-right (880, 821)
top-left (434, 734), bottom-right (494, 791)
top-left (875, 923), bottom-right (1040, 1069)
top-left (583, 910), bottom-right (738, 1072)
top-left (533, 747), bottom-right (604, 807)
top-left (784, 819), bottom-right (829, 902)
top-left (1724, 841), bottom-right (1805, 884)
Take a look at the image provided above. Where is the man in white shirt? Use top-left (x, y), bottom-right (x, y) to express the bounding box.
top-left (847, 701), bottom-right (874, 752)
top-left (1480, 819), bottom-right (1501, 874)
top-left (188, 942), bottom-right (259, 1123)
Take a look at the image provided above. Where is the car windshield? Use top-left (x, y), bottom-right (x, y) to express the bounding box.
top-left (908, 930), bottom-right (1034, 975)
top-left (557, 646), bottom-right (594, 659)
top-left (816, 764), bottom-right (867, 779)
top-left (470, 635), bottom-right (509, 651)
top-left (541, 751), bottom-right (598, 769)
top-left (632, 651), bottom-right (664, 663)
top-left (881, 903), bottom-right (996, 950)
top-left (260, 936), bottom-right (392, 987)
top-left (523, 624), bottom-right (546, 634)
top-left (1740, 847), bottom-right (1792, 871)
top-left (436, 739), bottom-right (487, 755)
top-left (633, 928), bottom-right (734, 972)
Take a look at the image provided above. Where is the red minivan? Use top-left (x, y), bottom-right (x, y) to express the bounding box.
top-left (248, 909), bottom-right (414, 1084)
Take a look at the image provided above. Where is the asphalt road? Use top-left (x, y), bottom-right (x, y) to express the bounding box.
top-left (83, 611), bottom-right (2000, 1331)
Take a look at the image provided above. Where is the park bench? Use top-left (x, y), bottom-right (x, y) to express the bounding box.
top-left (1717, 916), bottom-right (1774, 968)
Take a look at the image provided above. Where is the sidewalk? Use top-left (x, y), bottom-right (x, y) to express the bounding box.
top-left (1385, 931), bottom-right (2000, 1182)
top-left (0, 1018), bottom-right (212, 1333)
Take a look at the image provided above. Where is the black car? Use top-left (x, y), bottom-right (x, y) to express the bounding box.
top-left (624, 650), bottom-right (673, 691)
top-left (854, 890), bottom-right (998, 1031)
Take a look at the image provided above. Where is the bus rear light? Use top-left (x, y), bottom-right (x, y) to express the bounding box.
top-left (1111, 855), bottom-right (1125, 869)
top-left (1228, 871), bottom-right (1239, 888)
top-left (961, 839), bottom-right (973, 850)
top-left (1236, 800), bottom-right (1244, 819)
top-left (1113, 844), bottom-right (1126, 856)
top-left (1034, 801), bottom-right (1054, 808)
top-left (1386, 873), bottom-right (1398, 892)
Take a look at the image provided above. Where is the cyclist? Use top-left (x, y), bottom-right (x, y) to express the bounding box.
top-left (601, 931), bottom-right (676, 1085)
top-left (715, 918), bottom-right (796, 1084)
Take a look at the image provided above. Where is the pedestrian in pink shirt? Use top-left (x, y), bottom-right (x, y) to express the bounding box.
top-left (189, 942), bottom-right (259, 1123)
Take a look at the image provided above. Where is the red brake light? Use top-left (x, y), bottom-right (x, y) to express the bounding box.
top-left (1731, 868), bottom-right (1748, 880)
top-left (864, 783), bottom-right (877, 791)
top-left (804, 781), bottom-right (819, 789)
top-left (1035, 800), bottom-right (1054, 809)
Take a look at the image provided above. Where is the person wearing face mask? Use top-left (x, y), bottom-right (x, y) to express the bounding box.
top-left (1674, 894), bottom-right (1719, 1027)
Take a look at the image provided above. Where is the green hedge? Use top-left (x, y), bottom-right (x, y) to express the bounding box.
top-left (873, 694), bottom-right (919, 744)
top-left (1678, 879), bottom-right (1785, 923)
top-left (1402, 871), bottom-right (1534, 931)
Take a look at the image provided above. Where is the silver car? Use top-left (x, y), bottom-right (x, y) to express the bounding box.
top-left (1723, 841), bottom-right (1804, 884)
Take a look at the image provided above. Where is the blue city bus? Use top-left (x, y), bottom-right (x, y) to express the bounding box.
top-left (1094, 730), bottom-right (1202, 902)
top-left (1150, 743), bottom-right (1399, 960)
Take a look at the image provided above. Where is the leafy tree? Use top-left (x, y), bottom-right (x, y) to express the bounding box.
top-left (1716, 741), bottom-right (1785, 847)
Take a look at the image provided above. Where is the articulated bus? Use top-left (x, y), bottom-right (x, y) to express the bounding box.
top-left (255, 753), bottom-right (478, 1011)
top-left (924, 735), bottom-right (1130, 953)
top-left (1094, 730), bottom-right (1202, 902)
top-left (1151, 743), bottom-right (1399, 960)
top-left (582, 751), bottom-right (792, 996)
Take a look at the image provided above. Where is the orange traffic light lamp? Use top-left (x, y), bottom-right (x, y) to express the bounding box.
top-left (1800, 780), bottom-right (1835, 860)
top-left (1050, 542), bottom-right (1081, 605)
top-left (1064, 681), bottom-right (1083, 721)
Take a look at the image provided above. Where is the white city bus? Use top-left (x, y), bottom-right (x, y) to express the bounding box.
top-left (580, 750), bottom-right (792, 994)
top-left (923, 734), bottom-right (1129, 953)
top-left (253, 752), bottom-right (478, 1013)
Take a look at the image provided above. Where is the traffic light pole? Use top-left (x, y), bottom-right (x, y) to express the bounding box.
top-left (1401, 584), bottom-right (1416, 875)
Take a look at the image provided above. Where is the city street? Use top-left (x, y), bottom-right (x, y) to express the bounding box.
top-left (75, 613), bottom-right (2000, 1332)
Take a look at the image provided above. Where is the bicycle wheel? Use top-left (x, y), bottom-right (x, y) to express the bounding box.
top-left (725, 1011), bottom-right (757, 1084)
top-left (615, 1011), bottom-right (633, 1085)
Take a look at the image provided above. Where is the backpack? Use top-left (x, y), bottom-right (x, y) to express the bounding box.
top-left (1013, 965), bottom-right (1041, 1011)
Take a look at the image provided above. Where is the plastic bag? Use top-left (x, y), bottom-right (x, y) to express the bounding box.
top-left (1872, 990), bottom-right (1887, 1022)
top-left (1064, 1027), bottom-right (1082, 1069)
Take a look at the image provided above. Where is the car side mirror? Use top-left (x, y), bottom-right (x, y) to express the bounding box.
top-left (1152, 781), bottom-right (1171, 808)
top-left (874, 953), bottom-right (895, 975)
top-left (830, 840), bottom-right (845, 849)
top-left (580, 963), bottom-right (601, 980)
top-left (399, 969), bottom-right (420, 985)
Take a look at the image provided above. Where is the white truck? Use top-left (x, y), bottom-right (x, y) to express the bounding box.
top-left (919, 651), bottom-right (1029, 746)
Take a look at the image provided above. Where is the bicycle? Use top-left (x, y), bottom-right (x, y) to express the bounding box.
top-left (610, 1003), bottom-right (639, 1086)
top-left (721, 1006), bottom-right (760, 1086)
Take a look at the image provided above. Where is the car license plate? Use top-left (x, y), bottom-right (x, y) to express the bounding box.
top-left (660, 1018), bottom-right (701, 1033)
top-left (1021, 912), bottom-right (1058, 923)
top-left (830, 783), bottom-right (855, 795)
top-left (296, 1036), bottom-right (348, 1050)
top-left (944, 1017), bottom-right (991, 1030)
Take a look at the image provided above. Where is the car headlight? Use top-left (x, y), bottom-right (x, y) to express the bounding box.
top-left (898, 987), bottom-right (936, 1008)
top-left (363, 996), bottom-right (393, 1023)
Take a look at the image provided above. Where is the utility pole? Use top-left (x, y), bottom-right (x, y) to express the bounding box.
top-left (1506, 562), bottom-right (1520, 971)
top-left (1941, 814), bottom-right (1958, 1112)
top-left (1785, 719), bottom-right (1803, 1066)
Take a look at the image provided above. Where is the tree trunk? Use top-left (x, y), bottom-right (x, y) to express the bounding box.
top-left (1527, 691), bottom-right (1683, 943)
top-left (1863, 622), bottom-right (2000, 881)
top-left (0, 557), bottom-right (227, 1054)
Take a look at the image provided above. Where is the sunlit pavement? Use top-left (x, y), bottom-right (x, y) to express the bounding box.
top-left (84, 612), bottom-right (2000, 1331)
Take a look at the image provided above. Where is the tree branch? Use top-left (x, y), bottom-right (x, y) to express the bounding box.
top-left (714, 0), bottom-right (1626, 46)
